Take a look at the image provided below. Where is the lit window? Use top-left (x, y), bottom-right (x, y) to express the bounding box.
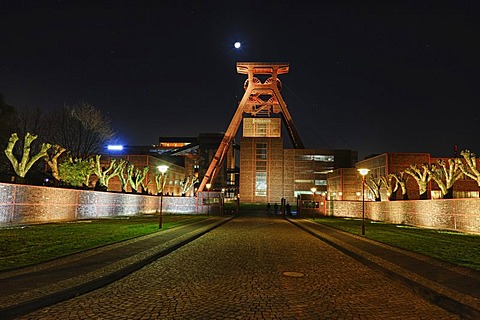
top-left (296, 154), bottom-right (334, 162)
top-left (255, 172), bottom-right (267, 196)
top-left (295, 179), bottom-right (314, 184)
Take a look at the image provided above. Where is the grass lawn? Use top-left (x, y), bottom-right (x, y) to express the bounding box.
top-left (0, 214), bottom-right (207, 271)
top-left (314, 217), bottom-right (480, 271)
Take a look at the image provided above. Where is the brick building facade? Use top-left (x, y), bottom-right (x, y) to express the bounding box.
top-left (327, 152), bottom-right (480, 201)
top-left (239, 117), bottom-right (357, 204)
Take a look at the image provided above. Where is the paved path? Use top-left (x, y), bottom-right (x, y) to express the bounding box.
top-left (0, 217), bottom-right (230, 319)
top-left (8, 213), bottom-right (470, 319)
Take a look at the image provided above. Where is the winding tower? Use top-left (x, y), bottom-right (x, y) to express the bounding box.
top-left (197, 62), bottom-right (304, 193)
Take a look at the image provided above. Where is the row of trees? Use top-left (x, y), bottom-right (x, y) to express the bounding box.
top-left (3, 130), bottom-right (198, 195)
top-left (364, 150), bottom-right (480, 200)
top-left (1, 95), bottom-right (200, 195)
top-left (0, 96), bottom-right (116, 183)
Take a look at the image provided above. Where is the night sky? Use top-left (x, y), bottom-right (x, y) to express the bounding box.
top-left (1, 1), bottom-right (479, 160)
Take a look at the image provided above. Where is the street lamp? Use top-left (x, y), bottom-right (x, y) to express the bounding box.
top-left (157, 165), bottom-right (169, 229)
top-left (310, 187), bottom-right (317, 220)
top-left (206, 183), bottom-right (211, 216)
top-left (357, 168), bottom-right (370, 236)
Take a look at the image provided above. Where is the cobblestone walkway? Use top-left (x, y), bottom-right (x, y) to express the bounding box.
top-left (17, 214), bottom-right (459, 319)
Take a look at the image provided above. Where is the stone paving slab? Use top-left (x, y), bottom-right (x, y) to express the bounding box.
top-left (14, 213), bottom-right (460, 320)
top-left (287, 217), bottom-right (480, 320)
top-left (0, 216), bottom-right (232, 320)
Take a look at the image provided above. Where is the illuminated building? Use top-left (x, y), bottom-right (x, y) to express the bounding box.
top-left (239, 117), bottom-right (356, 204)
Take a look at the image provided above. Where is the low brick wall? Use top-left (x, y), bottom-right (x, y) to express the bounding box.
top-left (325, 198), bottom-right (480, 234)
top-left (0, 182), bottom-right (215, 225)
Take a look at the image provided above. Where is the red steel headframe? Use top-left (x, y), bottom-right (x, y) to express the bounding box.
top-left (197, 62), bottom-right (304, 193)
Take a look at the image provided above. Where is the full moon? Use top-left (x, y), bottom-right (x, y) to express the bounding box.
top-left (234, 42), bottom-right (241, 49)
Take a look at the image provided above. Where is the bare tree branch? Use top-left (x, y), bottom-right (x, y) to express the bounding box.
top-left (404, 164), bottom-right (431, 199)
top-left (4, 133), bottom-right (51, 178)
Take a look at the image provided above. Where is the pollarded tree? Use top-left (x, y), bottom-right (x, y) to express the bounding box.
top-left (128, 165), bottom-right (149, 193)
top-left (117, 161), bottom-right (129, 192)
top-left (428, 159), bottom-right (463, 199)
top-left (140, 177), bottom-right (151, 195)
top-left (459, 150), bottom-right (480, 197)
top-left (380, 174), bottom-right (398, 200)
top-left (43, 144), bottom-right (67, 182)
top-left (366, 176), bottom-right (382, 201)
top-left (391, 171), bottom-right (409, 200)
top-left (180, 176), bottom-right (198, 196)
top-left (155, 171), bottom-right (169, 195)
top-left (4, 132), bottom-right (51, 179)
top-left (404, 164), bottom-right (431, 199)
top-left (93, 155), bottom-right (124, 191)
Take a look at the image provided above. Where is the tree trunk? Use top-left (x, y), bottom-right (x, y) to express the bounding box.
top-left (94, 180), bottom-right (108, 191)
top-left (445, 187), bottom-right (454, 199)
top-left (389, 190), bottom-right (397, 201)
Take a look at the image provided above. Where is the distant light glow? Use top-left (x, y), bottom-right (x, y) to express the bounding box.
top-left (107, 145), bottom-right (123, 151)
top-left (158, 165), bottom-right (169, 174)
top-left (234, 42), bottom-right (241, 49)
top-left (357, 168), bottom-right (370, 176)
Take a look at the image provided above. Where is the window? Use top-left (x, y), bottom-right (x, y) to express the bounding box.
top-left (255, 172), bottom-right (267, 196)
top-left (255, 143), bottom-right (267, 196)
top-left (295, 179), bottom-right (314, 184)
top-left (256, 123), bottom-right (267, 136)
top-left (296, 154), bottom-right (334, 162)
top-left (256, 161), bottom-right (267, 171)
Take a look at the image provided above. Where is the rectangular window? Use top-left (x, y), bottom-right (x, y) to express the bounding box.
top-left (256, 123), bottom-right (267, 136)
top-left (296, 154), bottom-right (334, 162)
top-left (256, 161), bottom-right (267, 171)
top-left (295, 179), bottom-right (314, 184)
top-left (255, 172), bottom-right (267, 196)
top-left (255, 143), bottom-right (267, 196)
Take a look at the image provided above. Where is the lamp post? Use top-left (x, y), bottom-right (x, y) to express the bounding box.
top-left (310, 187), bottom-right (317, 220)
top-left (206, 183), bottom-right (211, 216)
top-left (357, 168), bottom-right (370, 236)
top-left (157, 165), bottom-right (169, 229)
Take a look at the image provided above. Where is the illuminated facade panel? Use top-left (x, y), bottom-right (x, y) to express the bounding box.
top-left (243, 118), bottom-right (281, 137)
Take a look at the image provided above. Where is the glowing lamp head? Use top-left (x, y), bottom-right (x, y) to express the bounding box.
top-left (206, 183), bottom-right (212, 190)
top-left (357, 168), bottom-right (370, 176)
top-left (107, 145), bottom-right (123, 151)
top-left (310, 187), bottom-right (317, 194)
top-left (234, 42), bottom-right (241, 49)
top-left (157, 165), bottom-right (169, 174)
